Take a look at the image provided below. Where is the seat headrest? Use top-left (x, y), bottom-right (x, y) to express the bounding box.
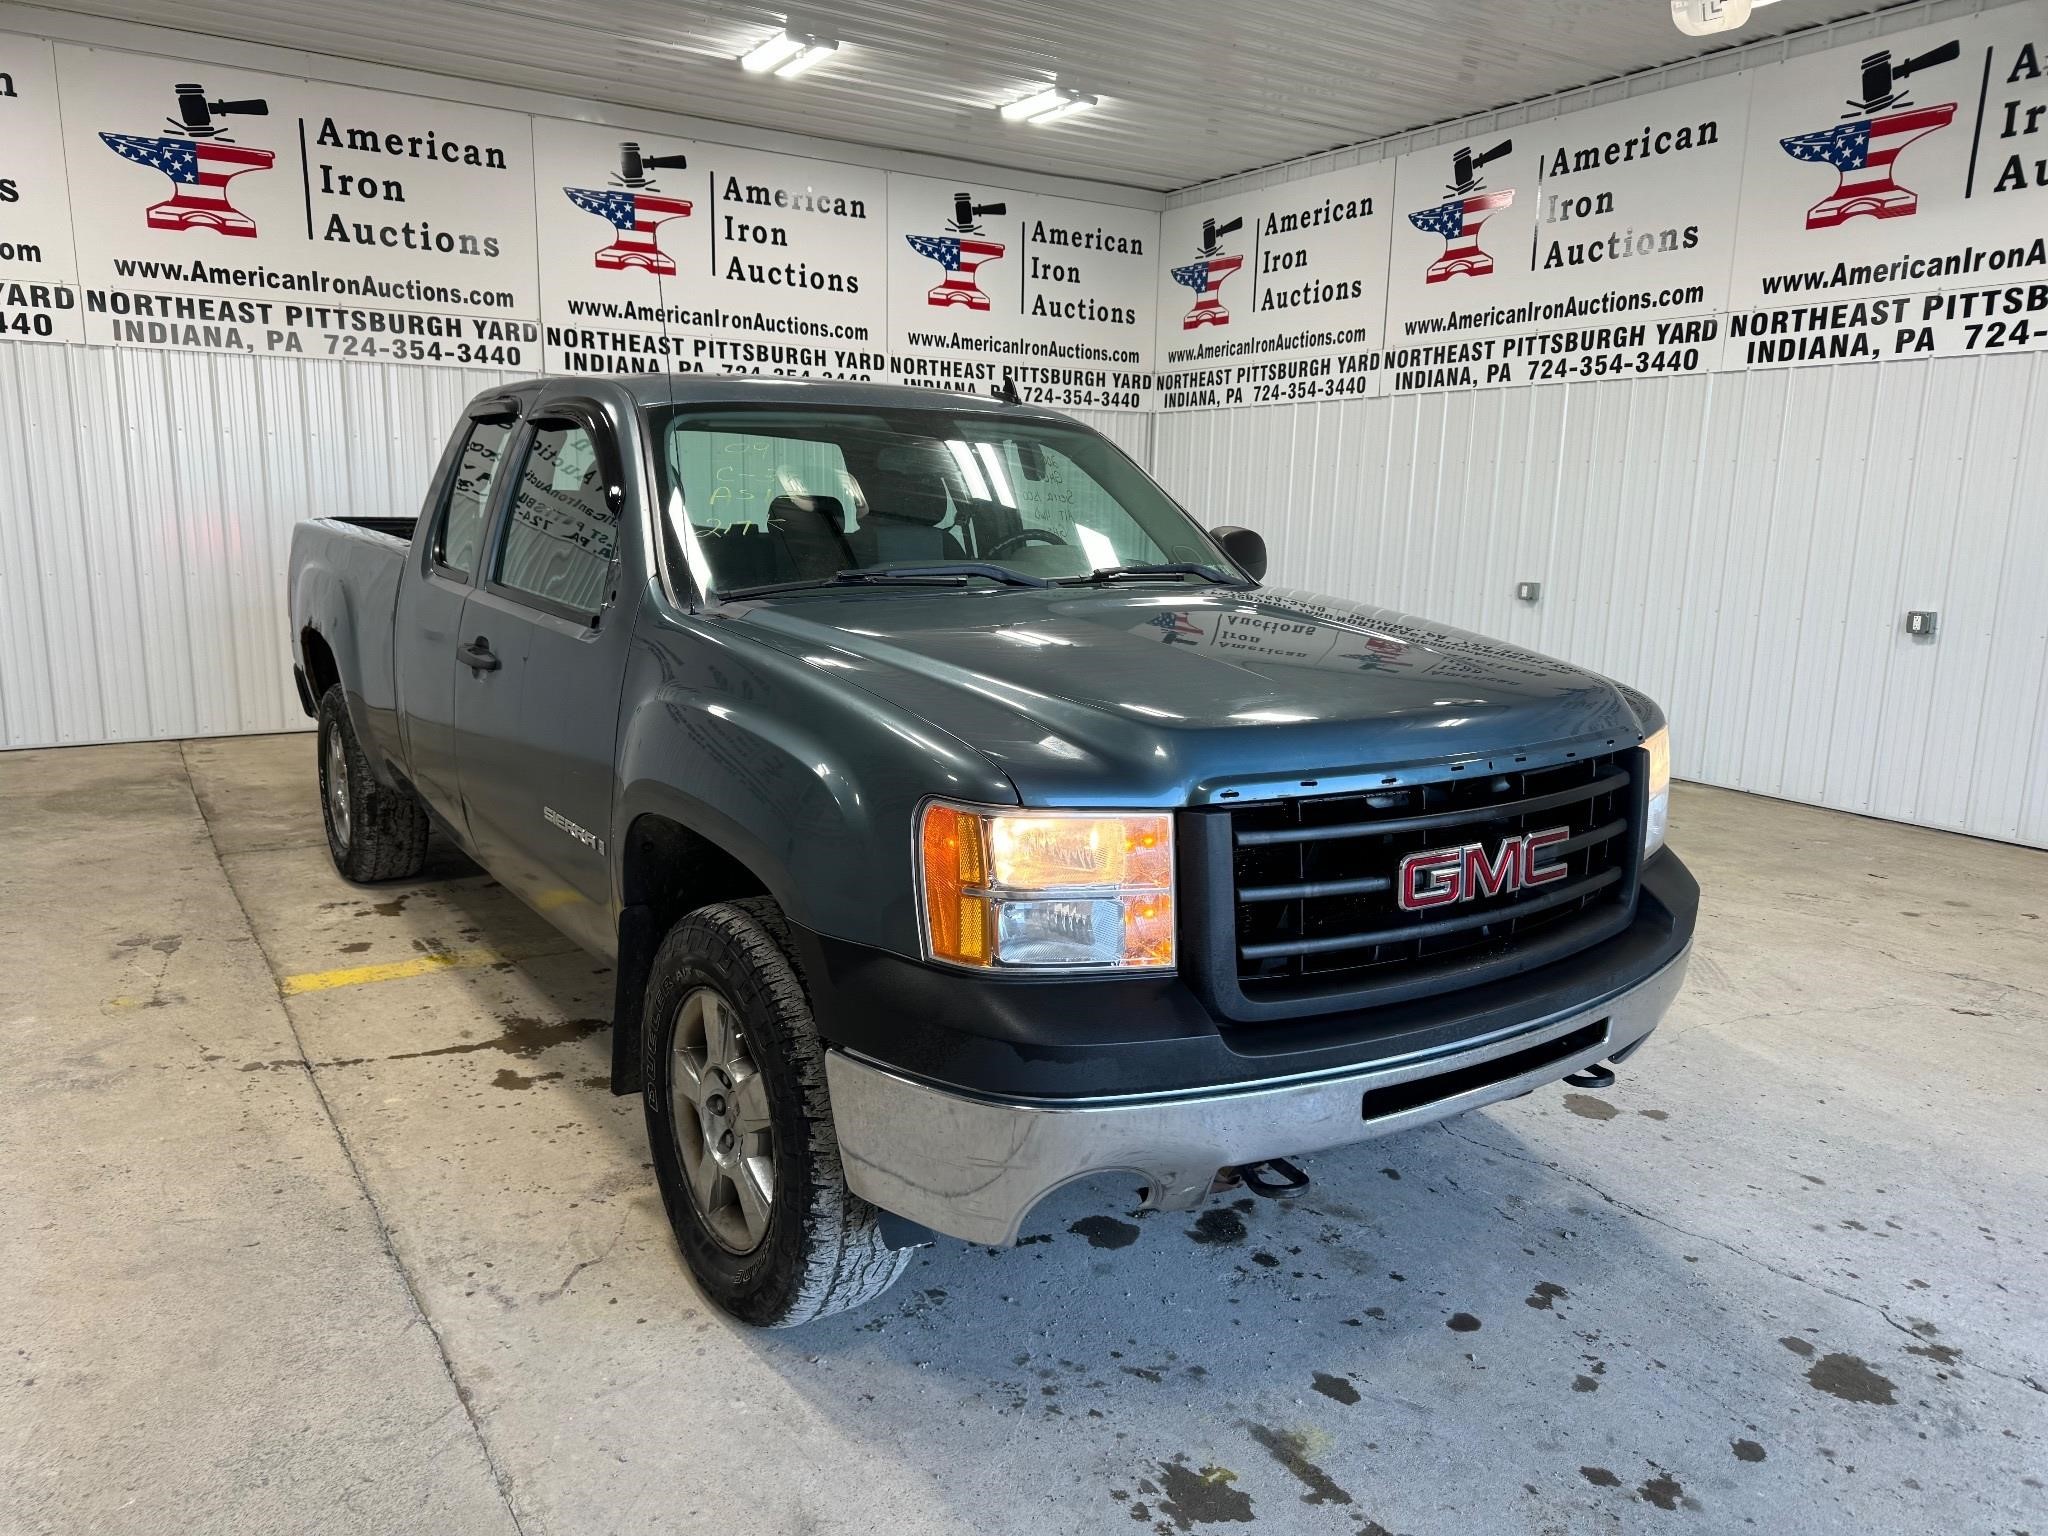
top-left (864, 442), bottom-right (952, 528)
top-left (767, 493), bottom-right (845, 531)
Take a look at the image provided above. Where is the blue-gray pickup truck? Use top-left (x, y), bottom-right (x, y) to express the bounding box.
top-left (287, 376), bottom-right (1695, 1325)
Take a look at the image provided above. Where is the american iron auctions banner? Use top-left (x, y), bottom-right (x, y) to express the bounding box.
top-left (5, 2), bottom-right (2048, 406)
top-left (1151, 163), bottom-right (1393, 411)
top-left (884, 174), bottom-right (1156, 412)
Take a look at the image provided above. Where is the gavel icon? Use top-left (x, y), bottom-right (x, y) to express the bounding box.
top-left (170, 84), bottom-right (268, 137)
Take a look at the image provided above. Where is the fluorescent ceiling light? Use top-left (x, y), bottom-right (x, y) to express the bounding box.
top-left (740, 31), bottom-right (805, 72)
top-left (1001, 86), bottom-right (1097, 124)
top-left (775, 38), bottom-right (838, 77)
top-left (741, 30), bottom-right (837, 76)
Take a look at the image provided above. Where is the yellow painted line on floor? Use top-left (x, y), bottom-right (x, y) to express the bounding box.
top-left (279, 943), bottom-right (562, 996)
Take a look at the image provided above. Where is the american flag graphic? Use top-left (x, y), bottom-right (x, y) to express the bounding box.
top-left (1406, 189), bottom-right (1514, 283)
top-left (100, 132), bottom-right (275, 237)
top-left (564, 187), bottom-right (694, 274)
top-left (1168, 254), bottom-right (1244, 329)
top-left (1148, 611), bottom-right (1204, 645)
top-left (1780, 102), bottom-right (1956, 229)
top-left (905, 233), bottom-right (1006, 310)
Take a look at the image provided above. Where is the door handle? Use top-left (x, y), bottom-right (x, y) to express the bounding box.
top-left (458, 637), bottom-right (501, 672)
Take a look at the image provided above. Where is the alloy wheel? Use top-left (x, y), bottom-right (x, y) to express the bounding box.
top-left (324, 725), bottom-right (351, 848)
top-left (668, 986), bottom-right (776, 1253)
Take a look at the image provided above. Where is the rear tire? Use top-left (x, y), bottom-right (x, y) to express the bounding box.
top-left (316, 684), bottom-right (428, 883)
top-left (643, 897), bottom-right (910, 1326)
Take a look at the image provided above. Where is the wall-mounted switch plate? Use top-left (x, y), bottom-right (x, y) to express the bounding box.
top-left (1516, 581), bottom-right (1542, 603)
top-left (1905, 610), bottom-right (1938, 638)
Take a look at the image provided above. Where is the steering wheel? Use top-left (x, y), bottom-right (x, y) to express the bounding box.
top-left (982, 528), bottom-right (1068, 560)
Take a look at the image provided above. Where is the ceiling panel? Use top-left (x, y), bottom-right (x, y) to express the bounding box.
top-left (33, 0), bottom-right (1887, 190)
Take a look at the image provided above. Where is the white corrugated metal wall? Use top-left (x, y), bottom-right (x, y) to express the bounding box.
top-left (1148, 0), bottom-right (2048, 848)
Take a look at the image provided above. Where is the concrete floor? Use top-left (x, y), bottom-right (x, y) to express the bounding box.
top-left (2, 734), bottom-right (2043, 1536)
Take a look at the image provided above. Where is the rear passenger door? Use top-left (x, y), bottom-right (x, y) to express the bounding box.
top-left (452, 398), bottom-right (633, 955)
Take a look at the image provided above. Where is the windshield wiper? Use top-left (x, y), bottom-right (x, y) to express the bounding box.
top-left (720, 562), bottom-right (1048, 600)
top-left (1058, 562), bottom-right (1241, 586)
top-left (842, 562), bottom-right (1049, 587)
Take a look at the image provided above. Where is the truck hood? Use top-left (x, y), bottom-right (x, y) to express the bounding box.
top-left (734, 583), bottom-right (1651, 804)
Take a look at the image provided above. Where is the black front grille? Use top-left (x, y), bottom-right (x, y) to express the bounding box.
top-left (1207, 750), bottom-right (1641, 1017)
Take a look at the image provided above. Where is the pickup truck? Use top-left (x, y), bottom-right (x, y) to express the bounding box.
top-left (288, 376), bottom-right (1696, 1326)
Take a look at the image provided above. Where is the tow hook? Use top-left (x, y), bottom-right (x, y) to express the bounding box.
top-left (1213, 1157), bottom-right (1312, 1198)
top-left (1563, 1063), bottom-right (1617, 1089)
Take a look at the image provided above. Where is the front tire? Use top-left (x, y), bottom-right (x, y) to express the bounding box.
top-left (316, 684), bottom-right (428, 883)
top-left (643, 898), bottom-right (910, 1326)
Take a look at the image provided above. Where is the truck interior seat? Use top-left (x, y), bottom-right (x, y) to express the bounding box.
top-left (854, 447), bottom-right (966, 566)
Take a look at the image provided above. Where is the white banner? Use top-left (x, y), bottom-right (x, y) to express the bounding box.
top-left (7, 7), bottom-right (2048, 403)
top-left (1726, 5), bottom-right (2048, 368)
top-left (1383, 74), bottom-right (1747, 393)
top-left (885, 173), bottom-right (1154, 410)
top-left (535, 119), bottom-right (887, 381)
top-left (59, 44), bottom-right (540, 365)
top-left (1152, 162), bottom-right (1393, 411)
top-left (0, 34), bottom-right (83, 344)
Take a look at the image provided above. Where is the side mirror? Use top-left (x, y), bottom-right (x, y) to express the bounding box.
top-left (1210, 524), bottom-right (1267, 583)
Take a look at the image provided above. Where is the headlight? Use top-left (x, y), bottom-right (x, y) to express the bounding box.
top-left (1642, 725), bottom-right (1671, 859)
top-left (918, 802), bottom-right (1174, 972)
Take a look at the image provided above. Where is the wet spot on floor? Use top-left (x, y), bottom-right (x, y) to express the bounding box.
top-left (1526, 1281), bottom-right (1568, 1311)
top-left (1447, 1312), bottom-right (1481, 1332)
top-left (1799, 1174), bottom-right (1826, 1186)
top-left (1187, 1208), bottom-right (1247, 1246)
top-left (1732, 1439), bottom-right (1766, 1463)
top-left (339, 941), bottom-right (370, 954)
top-left (1638, 1472), bottom-right (1684, 1510)
top-left (1906, 1342), bottom-right (1960, 1365)
top-left (491, 1068), bottom-right (563, 1090)
top-left (1245, 1424), bottom-right (1350, 1507)
top-left (1572, 1374), bottom-right (1599, 1392)
top-left (1780, 1335), bottom-right (1816, 1357)
top-left (1380, 1167), bottom-right (1400, 1180)
top-left (1363, 1306), bottom-right (1385, 1320)
top-left (1311, 1372), bottom-right (1359, 1405)
top-left (1564, 1094), bottom-right (1619, 1121)
top-left (1638, 1108), bottom-right (1669, 1121)
top-left (1154, 1458), bottom-right (1254, 1529)
top-left (386, 1013), bottom-right (606, 1063)
top-left (1581, 1466), bottom-right (1621, 1488)
top-left (1016, 1233), bottom-right (1052, 1246)
top-left (578, 1074), bottom-right (609, 1090)
top-left (1806, 1353), bottom-right (1896, 1405)
top-left (371, 895), bottom-right (412, 916)
top-left (1070, 1216), bottom-right (1141, 1250)
top-left (151, 937), bottom-right (181, 954)
top-left (1251, 1251), bottom-right (1280, 1269)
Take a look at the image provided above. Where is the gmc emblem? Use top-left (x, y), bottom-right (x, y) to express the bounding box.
top-left (1396, 827), bottom-right (1570, 912)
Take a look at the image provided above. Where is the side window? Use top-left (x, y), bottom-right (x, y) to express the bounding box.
top-left (435, 419), bottom-right (512, 578)
top-left (494, 421), bottom-right (619, 617)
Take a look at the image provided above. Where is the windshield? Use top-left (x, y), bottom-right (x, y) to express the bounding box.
top-left (649, 404), bottom-right (1232, 597)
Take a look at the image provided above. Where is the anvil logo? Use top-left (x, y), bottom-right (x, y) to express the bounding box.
top-left (100, 84), bottom-right (273, 237)
top-left (1779, 42), bottom-right (1960, 229)
top-left (907, 191), bottom-right (1007, 310)
top-left (564, 142), bottom-right (692, 274)
top-left (1406, 140), bottom-right (1514, 283)
top-left (1169, 213), bottom-right (1244, 329)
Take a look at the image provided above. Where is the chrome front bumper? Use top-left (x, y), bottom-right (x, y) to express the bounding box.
top-left (825, 944), bottom-right (1691, 1246)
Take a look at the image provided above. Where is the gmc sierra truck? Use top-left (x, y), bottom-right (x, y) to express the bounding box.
top-left (288, 376), bottom-right (1695, 1326)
